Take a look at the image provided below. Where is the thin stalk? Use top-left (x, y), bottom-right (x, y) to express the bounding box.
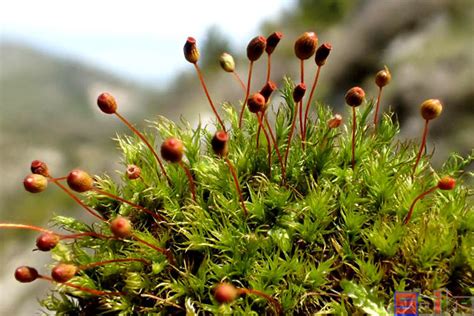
top-left (403, 186), bottom-right (438, 225)
top-left (265, 115), bottom-right (286, 181)
top-left (299, 60), bottom-right (305, 147)
top-left (256, 111), bottom-right (264, 148)
top-left (78, 258), bottom-right (150, 270)
top-left (256, 113), bottom-right (273, 177)
top-left (373, 86), bottom-right (383, 130)
top-left (49, 176), bottom-right (67, 181)
top-left (351, 106), bottom-right (357, 169)
top-left (224, 157), bottom-right (248, 217)
top-left (266, 53), bottom-right (272, 82)
top-left (178, 161), bottom-right (197, 202)
top-left (92, 188), bottom-right (166, 222)
top-left (51, 179), bottom-right (106, 222)
top-left (238, 61), bottom-right (254, 128)
top-left (303, 66), bottom-right (321, 139)
top-left (114, 112), bottom-right (169, 182)
top-left (284, 101), bottom-right (299, 168)
top-left (0, 223), bottom-right (53, 234)
top-left (238, 288), bottom-right (282, 316)
top-left (193, 63), bottom-right (225, 131)
top-left (59, 232), bottom-right (112, 240)
top-left (412, 119), bottom-right (429, 177)
top-left (38, 275), bottom-right (124, 296)
top-left (232, 71), bottom-right (246, 92)
top-left (132, 234), bottom-right (175, 265)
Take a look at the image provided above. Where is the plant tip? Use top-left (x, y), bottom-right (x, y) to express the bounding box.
top-left (219, 53), bottom-right (235, 73)
top-left (184, 37), bottom-right (200, 64)
top-left (265, 32), bottom-right (283, 55)
top-left (328, 114), bottom-right (343, 128)
top-left (211, 131), bottom-right (229, 157)
top-left (420, 99), bottom-right (442, 120)
top-left (345, 87), bottom-right (365, 107)
top-left (23, 174), bottom-right (48, 193)
top-left (67, 169), bottom-right (94, 193)
top-left (247, 93), bottom-right (266, 113)
top-left (293, 83), bottom-right (306, 103)
top-left (294, 32), bottom-right (318, 60)
top-left (36, 232), bottom-right (60, 251)
top-left (97, 92), bottom-right (117, 114)
top-left (375, 66), bottom-right (391, 88)
top-left (51, 263), bottom-right (78, 283)
top-left (247, 36), bottom-right (266, 61)
top-left (259, 81), bottom-right (277, 103)
top-left (15, 266), bottom-right (38, 283)
top-left (438, 176), bottom-right (455, 190)
top-left (30, 160), bottom-right (50, 177)
top-left (161, 137), bottom-right (184, 163)
top-left (110, 216), bottom-right (133, 238)
top-left (126, 164), bottom-right (141, 180)
top-left (214, 283), bottom-right (238, 304)
top-left (315, 42), bottom-right (332, 66)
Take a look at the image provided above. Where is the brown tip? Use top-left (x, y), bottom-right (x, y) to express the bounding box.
top-left (97, 92), bottom-right (117, 114)
top-left (420, 99), bottom-right (442, 120)
top-left (259, 80), bottom-right (277, 103)
top-left (438, 176), bottom-right (455, 190)
top-left (294, 32), bottom-right (318, 60)
top-left (211, 131), bottom-right (229, 157)
top-left (126, 164), bottom-right (141, 180)
top-left (110, 216), bottom-right (133, 238)
top-left (315, 43), bottom-right (332, 66)
top-left (265, 32), bottom-right (283, 55)
top-left (184, 37), bottom-right (200, 64)
top-left (293, 83), bottom-right (306, 103)
top-left (15, 266), bottom-right (39, 283)
top-left (161, 137), bottom-right (184, 163)
top-left (30, 160), bottom-right (50, 177)
top-left (23, 174), bottom-right (48, 193)
top-left (51, 263), bottom-right (78, 283)
top-left (247, 93), bottom-right (266, 113)
top-left (328, 114), bottom-right (343, 128)
top-left (67, 169), bottom-right (94, 193)
top-left (375, 66), bottom-right (391, 88)
top-left (247, 36), bottom-right (266, 61)
top-left (36, 232), bottom-right (60, 251)
top-left (345, 87), bottom-right (365, 107)
top-left (214, 283), bottom-right (239, 304)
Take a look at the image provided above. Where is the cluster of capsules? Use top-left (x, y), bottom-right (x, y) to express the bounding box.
top-left (1, 31), bottom-right (455, 314)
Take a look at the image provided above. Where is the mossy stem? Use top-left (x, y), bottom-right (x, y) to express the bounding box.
top-left (224, 157), bottom-right (248, 217)
top-left (351, 106), bottom-right (357, 169)
top-left (237, 288), bottom-right (282, 316)
top-left (238, 61), bottom-right (254, 128)
top-left (303, 65), bottom-right (321, 140)
top-left (178, 161), bottom-right (197, 202)
top-left (78, 258), bottom-right (150, 270)
top-left (91, 188), bottom-right (166, 222)
top-left (38, 275), bottom-right (124, 296)
top-left (114, 111), bottom-right (170, 182)
top-left (193, 63), bottom-right (226, 131)
top-left (132, 234), bottom-right (175, 265)
top-left (403, 185), bottom-right (438, 225)
top-left (373, 86), bottom-right (383, 130)
top-left (412, 119), bottom-right (429, 177)
top-left (51, 178), bottom-right (106, 222)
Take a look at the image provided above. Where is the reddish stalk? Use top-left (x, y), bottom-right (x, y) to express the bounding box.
top-left (351, 106), bottom-right (357, 169)
top-left (284, 105), bottom-right (299, 168)
top-left (256, 112), bottom-right (273, 176)
top-left (256, 112), bottom-right (264, 148)
top-left (193, 63), bottom-right (226, 131)
top-left (237, 288), bottom-right (282, 315)
top-left (232, 71), bottom-right (246, 92)
top-left (299, 60), bottom-right (305, 144)
top-left (266, 54), bottom-right (272, 82)
top-left (373, 87), bottom-right (383, 129)
top-left (412, 119), bottom-right (429, 177)
top-left (403, 186), bottom-right (438, 225)
top-left (51, 179), bottom-right (106, 222)
top-left (78, 258), bottom-right (150, 270)
top-left (303, 66), bottom-right (321, 139)
top-left (0, 223), bottom-right (53, 234)
top-left (264, 115), bottom-right (286, 180)
top-left (224, 157), bottom-right (248, 217)
top-left (178, 161), bottom-right (197, 202)
top-left (92, 188), bottom-right (166, 222)
top-left (238, 61), bottom-right (254, 128)
top-left (49, 176), bottom-right (67, 181)
top-left (38, 275), bottom-right (124, 296)
top-left (113, 112), bottom-right (169, 182)
top-left (59, 232), bottom-right (112, 240)
top-left (132, 235), bottom-right (175, 265)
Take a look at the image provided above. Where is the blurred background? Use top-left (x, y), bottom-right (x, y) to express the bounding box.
top-left (1, 0), bottom-right (472, 314)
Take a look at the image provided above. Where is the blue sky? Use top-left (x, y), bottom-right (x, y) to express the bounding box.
top-left (1, 0), bottom-right (294, 84)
